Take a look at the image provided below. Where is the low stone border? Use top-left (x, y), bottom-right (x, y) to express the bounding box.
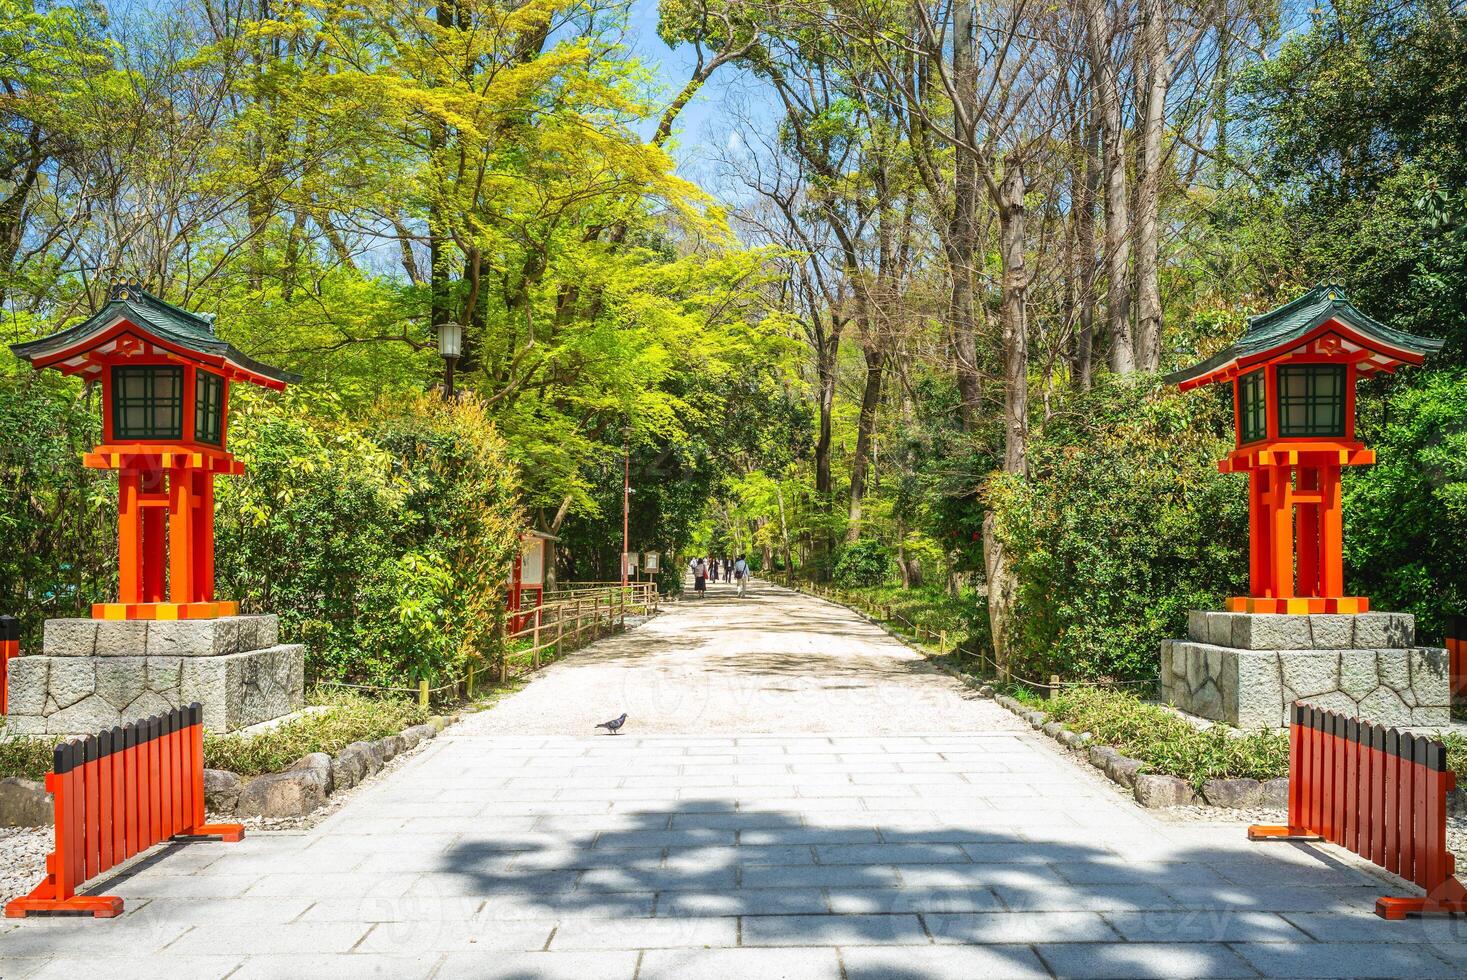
top-left (204, 714), bottom-right (455, 819)
top-left (0, 714), bottom-right (457, 827)
top-left (981, 688), bottom-right (1291, 810)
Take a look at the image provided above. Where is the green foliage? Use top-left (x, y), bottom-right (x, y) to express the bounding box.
top-left (987, 376), bottom-right (1248, 682)
top-left (0, 361), bottom-right (113, 644)
top-left (1042, 687), bottom-right (1289, 789)
top-left (213, 389), bottom-right (522, 687)
top-left (200, 690), bottom-right (429, 777)
top-left (833, 539), bottom-right (893, 588)
top-left (1345, 369), bottom-right (1467, 637)
top-left (0, 726), bottom-right (57, 781)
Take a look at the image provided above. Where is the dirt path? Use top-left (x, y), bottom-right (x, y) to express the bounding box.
top-left (462, 578), bottom-right (1021, 737)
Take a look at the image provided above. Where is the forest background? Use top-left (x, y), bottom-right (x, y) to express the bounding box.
top-left (1, 0), bottom-right (1463, 690)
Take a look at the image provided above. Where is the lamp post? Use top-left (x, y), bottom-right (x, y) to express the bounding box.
top-left (621, 438), bottom-right (631, 587)
top-left (437, 321), bottom-right (462, 398)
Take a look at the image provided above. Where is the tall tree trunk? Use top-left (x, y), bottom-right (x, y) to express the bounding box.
top-left (997, 167), bottom-right (1029, 478)
top-left (1085, 0), bottom-right (1134, 374)
top-left (813, 329), bottom-right (838, 567)
top-left (1074, 107), bottom-right (1100, 390)
top-left (845, 342), bottom-right (885, 543)
top-left (1134, 0), bottom-right (1171, 372)
top-left (949, 0), bottom-right (983, 429)
top-left (986, 162), bottom-right (1030, 679)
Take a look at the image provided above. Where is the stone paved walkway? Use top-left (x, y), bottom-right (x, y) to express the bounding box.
top-left (2, 581), bottom-right (1465, 978)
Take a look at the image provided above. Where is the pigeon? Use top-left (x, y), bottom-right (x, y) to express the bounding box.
top-left (596, 712), bottom-right (628, 735)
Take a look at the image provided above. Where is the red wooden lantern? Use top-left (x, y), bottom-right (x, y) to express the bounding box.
top-left (10, 279), bottom-right (299, 621)
top-left (1169, 285), bottom-right (1442, 614)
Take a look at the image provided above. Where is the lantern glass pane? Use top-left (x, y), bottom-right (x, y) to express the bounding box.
top-left (1276, 364), bottom-right (1346, 438)
top-left (1240, 369), bottom-right (1267, 443)
top-left (111, 366), bottom-right (184, 440)
top-left (195, 370), bottom-right (224, 445)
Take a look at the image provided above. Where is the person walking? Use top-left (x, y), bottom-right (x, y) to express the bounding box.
top-left (694, 557), bottom-right (707, 597)
top-left (734, 555), bottom-right (749, 597)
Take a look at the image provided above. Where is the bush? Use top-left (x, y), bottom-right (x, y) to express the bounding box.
top-left (215, 389), bottom-right (522, 687)
top-left (1345, 369), bottom-right (1467, 640)
top-left (833, 539), bottom-right (894, 587)
top-left (0, 362), bottom-right (114, 646)
top-left (0, 727), bottom-right (58, 781)
top-left (987, 376), bottom-right (1248, 682)
top-left (201, 690), bottom-right (429, 776)
top-left (1041, 687), bottom-right (1289, 788)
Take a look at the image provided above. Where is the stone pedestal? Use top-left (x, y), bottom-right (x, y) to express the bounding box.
top-left (2, 615), bottom-right (304, 735)
top-left (1160, 611), bottom-right (1450, 729)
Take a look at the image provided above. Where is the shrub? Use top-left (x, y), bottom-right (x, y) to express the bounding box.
top-left (201, 690), bottom-right (430, 776)
top-left (986, 375), bottom-right (1248, 682)
top-left (214, 388), bottom-right (522, 687)
top-left (0, 727), bottom-right (58, 782)
top-left (833, 539), bottom-right (894, 588)
top-left (0, 361), bottom-right (114, 645)
top-left (1041, 686), bottom-right (1289, 788)
top-left (1345, 369), bottom-right (1467, 640)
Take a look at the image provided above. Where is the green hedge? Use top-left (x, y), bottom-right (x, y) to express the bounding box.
top-left (986, 376), bottom-right (1248, 682)
top-left (1031, 687), bottom-right (1289, 788)
top-left (215, 389), bottom-right (523, 687)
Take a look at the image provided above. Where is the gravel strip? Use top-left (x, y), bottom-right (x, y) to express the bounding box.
top-left (0, 825), bottom-right (52, 907)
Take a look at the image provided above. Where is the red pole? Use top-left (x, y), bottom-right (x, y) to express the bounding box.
top-left (621, 438), bottom-right (630, 588)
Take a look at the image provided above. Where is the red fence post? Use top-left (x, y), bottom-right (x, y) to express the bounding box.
top-left (4, 702), bottom-right (242, 919)
top-left (0, 615), bottom-right (18, 714)
top-left (1250, 699), bottom-right (1467, 919)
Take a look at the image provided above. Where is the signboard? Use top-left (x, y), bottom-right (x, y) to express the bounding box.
top-left (644, 551), bottom-right (660, 572)
top-left (520, 537), bottom-right (545, 587)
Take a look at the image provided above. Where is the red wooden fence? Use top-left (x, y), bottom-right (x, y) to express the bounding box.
top-left (1249, 703), bottom-right (1465, 919)
top-left (4, 703), bottom-right (244, 919)
top-left (0, 615), bottom-right (17, 714)
top-left (1449, 614), bottom-right (1465, 701)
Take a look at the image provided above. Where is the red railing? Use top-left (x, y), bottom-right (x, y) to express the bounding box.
top-left (1449, 615), bottom-right (1465, 700)
top-left (1249, 703), bottom-right (1465, 919)
top-left (4, 703), bottom-right (243, 919)
top-left (0, 615), bottom-right (17, 714)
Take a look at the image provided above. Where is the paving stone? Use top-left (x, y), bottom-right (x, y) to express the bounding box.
top-left (813, 843), bottom-right (969, 865)
top-left (842, 944), bottom-right (1050, 979)
top-left (740, 913), bottom-right (929, 946)
top-left (435, 950), bottom-right (641, 980)
top-left (22, 957), bottom-right (242, 980)
top-left (655, 888), bottom-right (830, 916)
top-left (640, 946), bottom-right (842, 980)
top-left (926, 911), bottom-right (1118, 944)
top-left (1034, 941), bottom-right (1255, 979)
top-left (164, 922), bottom-right (371, 955)
top-left (1231, 941), bottom-right (1458, 978)
top-left (227, 954), bottom-right (440, 980)
top-left (549, 916), bottom-right (736, 949)
top-left (1104, 910), bottom-right (1310, 942)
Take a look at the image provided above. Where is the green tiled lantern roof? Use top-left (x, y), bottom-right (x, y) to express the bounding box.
top-left (10, 280), bottom-right (299, 386)
top-left (1165, 283), bottom-right (1444, 388)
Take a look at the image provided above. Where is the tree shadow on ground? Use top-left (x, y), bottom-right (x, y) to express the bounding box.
top-left (412, 799), bottom-right (1467, 979)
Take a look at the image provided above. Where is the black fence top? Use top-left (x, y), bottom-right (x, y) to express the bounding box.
top-left (0, 615), bottom-right (18, 642)
top-left (51, 703), bottom-right (203, 774)
top-left (1292, 702), bottom-right (1448, 772)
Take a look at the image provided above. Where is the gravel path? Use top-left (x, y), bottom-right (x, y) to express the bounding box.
top-left (464, 578), bottom-right (1022, 737)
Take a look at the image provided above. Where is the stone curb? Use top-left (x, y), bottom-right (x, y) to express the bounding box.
top-left (983, 688), bottom-right (1294, 811)
top-left (204, 712), bottom-right (462, 820)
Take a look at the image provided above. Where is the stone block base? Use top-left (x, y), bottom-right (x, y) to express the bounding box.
top-left (4, 614), bottom-right (304, 735)
top-left (3, 645), bottom-right (304, 735)
top-left (1161, 612), bottom-right (1449, 729)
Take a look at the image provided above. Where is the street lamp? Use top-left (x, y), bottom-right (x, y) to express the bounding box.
top-left (437, 321), bottom-right (462, 398)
